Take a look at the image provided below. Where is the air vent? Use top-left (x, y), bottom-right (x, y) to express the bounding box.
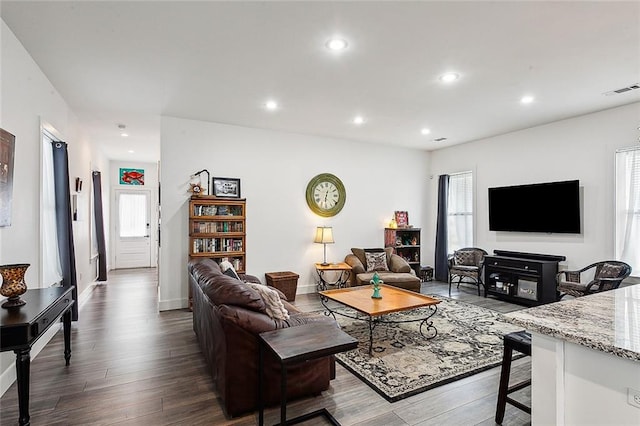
top-left (604, 83), bottom-right (640, 96)
top-left (433, 137), bottom-right (447, 142)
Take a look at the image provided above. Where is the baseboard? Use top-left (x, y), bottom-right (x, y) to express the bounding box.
top-left (297, 283), bottom-right (317, 294)
top-left (0, 282), bottom-right (98, 397)
top-left (158, 298), bottom-right (188, 311)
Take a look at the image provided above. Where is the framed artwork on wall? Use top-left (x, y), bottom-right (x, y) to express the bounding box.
top-left (119, 168), bottom-right (145, 185)
top-left (0, 129), bottom-right (16, 227)
top-left (394, 210), bottom-right (409, 228)
top-left (212, 177), bottom-right (241, 198)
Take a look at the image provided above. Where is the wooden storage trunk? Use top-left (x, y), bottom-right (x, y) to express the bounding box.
top-left (265, 271), bottom-right (299, 301)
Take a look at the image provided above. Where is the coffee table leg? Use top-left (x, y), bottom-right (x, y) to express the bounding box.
top-left (368, 317), bottom-right (374, 355)
top-left (419, 305), bottom-right (438, 339)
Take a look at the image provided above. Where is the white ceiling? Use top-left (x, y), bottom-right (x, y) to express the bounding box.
top-left (2, 1), bottom-right (639, 162)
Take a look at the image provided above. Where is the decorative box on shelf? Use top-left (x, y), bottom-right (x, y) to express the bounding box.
top-left (265, 271), bottom-right (299, 301)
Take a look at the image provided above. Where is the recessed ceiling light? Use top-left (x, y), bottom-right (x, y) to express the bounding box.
top-left (520, 95), bottom-right (535, 104)
top-left (265, 100), bottom-right (278, 110)
top-left (421, 128), bottom-right (431, 135)
top-left (353, 116), bottom-right (365, 125)
top-left (128, 150), bottom-right (135, 153)
top-left (121, 132), bottom-right (129, 137)
top-left (439, 72), bottom-right (460, 83)
top-left (326, 38), bottom-right (348, 51)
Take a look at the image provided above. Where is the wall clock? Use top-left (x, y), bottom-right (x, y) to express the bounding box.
top-left (305, 173), bottom-right (346, 217)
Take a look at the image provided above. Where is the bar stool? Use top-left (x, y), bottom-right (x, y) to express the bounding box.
top-left (495, 330), bottom-right (531, 424)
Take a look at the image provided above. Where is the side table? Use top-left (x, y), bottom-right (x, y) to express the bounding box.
top-left (1, 286), bottom-right (75, 426)
top-left (258, 323), bottom-right (358, 426)
top-left (314, 262), bottom-right (352, 291)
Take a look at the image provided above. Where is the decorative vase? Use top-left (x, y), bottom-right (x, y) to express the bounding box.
top-left (0, 263), bottom-right (29, 308)
top-left (370, 272), bottom-right (383, 299)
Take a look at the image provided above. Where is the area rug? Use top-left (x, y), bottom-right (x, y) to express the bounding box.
top-left (330, 296), bottom-right (524, 402)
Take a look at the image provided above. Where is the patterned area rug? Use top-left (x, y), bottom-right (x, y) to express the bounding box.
top-left (331, 296), bottom-right (524, 402)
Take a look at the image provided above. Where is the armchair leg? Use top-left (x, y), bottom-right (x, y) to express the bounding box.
top-left (448, 274), bottom-right (452, 296)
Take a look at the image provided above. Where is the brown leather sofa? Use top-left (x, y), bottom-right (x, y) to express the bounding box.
top-left (188, 258), bottom-right (337, 417)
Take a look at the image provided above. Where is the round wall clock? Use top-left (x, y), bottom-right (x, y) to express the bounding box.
top-left (305, 173), bottom-right (346, 217)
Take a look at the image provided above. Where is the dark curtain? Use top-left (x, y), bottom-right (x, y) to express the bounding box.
top-left (434, 174), bottom-right (450, 282)
top-left (92, 171), bottom-right (108, 281)
top-left (52, 142), bottom-right (78, 321)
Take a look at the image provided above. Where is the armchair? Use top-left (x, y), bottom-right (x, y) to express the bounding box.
top-left (556, 260), bottom-right (631, 299)
top-left (448, 247), bottom-right (488, 296)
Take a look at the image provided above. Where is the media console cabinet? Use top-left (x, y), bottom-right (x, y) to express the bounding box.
top-left (484, 250), bottom-right (565, 306)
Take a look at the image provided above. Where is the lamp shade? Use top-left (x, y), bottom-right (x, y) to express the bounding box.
top-left (314, 226), bottom-right (334, 244)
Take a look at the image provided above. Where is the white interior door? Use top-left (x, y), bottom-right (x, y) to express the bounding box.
top-left (114, 189), bottom-right (152, 268)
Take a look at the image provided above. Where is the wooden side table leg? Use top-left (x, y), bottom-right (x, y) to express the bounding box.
top-left (14, 348), bottom-right (31, 426)
top-left (63, 309), bottom-right (72, 366)
top-left (258, 344), bottom-right (264, 426)
top-left (280, 361), bottom-right (287, 426)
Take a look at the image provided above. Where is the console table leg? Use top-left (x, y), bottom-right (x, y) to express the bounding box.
top-left (14, 348), bottom-right (31, 426)
top-left (63, 309), bottom-right (72, 366)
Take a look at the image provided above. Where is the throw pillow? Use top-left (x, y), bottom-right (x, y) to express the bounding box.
top-left (220, 260), bottom-right (241, 280)
top-left (365, 251), bottom-right (389, 272)
top-left (351, 247), bottom-right (393, 268)
top-left (596, 263), bottom-right (624, 279)
top-left (245, 282), bottom-right (290, 320)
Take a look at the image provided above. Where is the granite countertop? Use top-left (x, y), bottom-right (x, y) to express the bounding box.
top-left (504, 284), bottom-right (640, 362)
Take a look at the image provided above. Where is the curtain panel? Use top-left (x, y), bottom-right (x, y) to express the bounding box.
top-left (92, 171), bottom-right (108, 281)
top-left (435, 174), bottom-right (450, 282)
top-left (52, 141), bottom-right (78, 320)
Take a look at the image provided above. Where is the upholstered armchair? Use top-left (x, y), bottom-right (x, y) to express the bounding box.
top-left (556, 261), bottom-right (631, 299)
top-left (448, 247), bottom-right (488, 296)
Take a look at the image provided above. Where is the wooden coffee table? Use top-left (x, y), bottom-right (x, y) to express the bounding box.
top-left (320, 284), bottom-right (440, 355)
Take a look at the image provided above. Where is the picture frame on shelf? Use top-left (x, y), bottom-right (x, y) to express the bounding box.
top-left (212, 177), bottom-right (241, 198)
top-left (394, 210), bottom-right (409, 228)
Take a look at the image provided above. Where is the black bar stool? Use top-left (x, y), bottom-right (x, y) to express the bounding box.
top-left (495, 330), bottom-right (532, 424)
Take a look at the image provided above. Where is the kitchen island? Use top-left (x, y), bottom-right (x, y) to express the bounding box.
top-left (505, 284), bottom-right (639, 425)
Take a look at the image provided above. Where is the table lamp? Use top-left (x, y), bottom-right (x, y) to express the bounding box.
top-left (314, 226), bottom-right (334, 266)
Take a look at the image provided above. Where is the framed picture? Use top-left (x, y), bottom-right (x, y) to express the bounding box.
top-left (119, 168), bottom-right (145, 185)
top-left (212, 177), bottom-right (241, 198)
top-left (394, 210), bottom-right (409, 228)
top-left (0, 129), bottom-right (15, 227)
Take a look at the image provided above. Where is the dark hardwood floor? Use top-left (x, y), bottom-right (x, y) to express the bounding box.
top-left (0, 269), bottom-right (531, 425)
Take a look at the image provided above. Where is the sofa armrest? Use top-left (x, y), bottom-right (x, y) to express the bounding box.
top-left (345, 254), bottom-right (365, 274)
top-left (389, 253), bottom-right (412, 273)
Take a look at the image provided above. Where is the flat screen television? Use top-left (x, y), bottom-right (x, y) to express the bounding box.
top-left (488, 180), bottom-right (580, 233)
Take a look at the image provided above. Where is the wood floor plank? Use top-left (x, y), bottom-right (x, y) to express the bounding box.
top-left (0, 271), bottom-right (531, 425)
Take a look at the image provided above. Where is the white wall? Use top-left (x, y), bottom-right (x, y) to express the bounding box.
top-left (108, 160), bottom-right (159, 269)
top-left (0, 19), bottom-right (107, 395)
top-left (159, 116), bottom-right (431, 310)
top-left (426, 102), bottom-right (640, 271)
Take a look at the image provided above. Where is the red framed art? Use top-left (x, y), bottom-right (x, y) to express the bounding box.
top-left (394, 211), bottom-right (409, 228)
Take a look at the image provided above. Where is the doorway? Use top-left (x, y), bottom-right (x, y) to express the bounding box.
top-left (114, 189), bottom-right (153, 268)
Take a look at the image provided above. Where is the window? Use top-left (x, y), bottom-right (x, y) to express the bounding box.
top-left (447, 171), bottom-right (473, 251)
top-left (615, 147), bottom-right (640, 276)
top-left (118, 193), bottom-right (148, 237)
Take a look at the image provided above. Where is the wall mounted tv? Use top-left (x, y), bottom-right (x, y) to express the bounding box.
top-left (488, 180), bottom-right (581, 233)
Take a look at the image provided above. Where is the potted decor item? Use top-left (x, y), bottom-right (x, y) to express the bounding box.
top-left (0, 263), bottom-right (29, 308)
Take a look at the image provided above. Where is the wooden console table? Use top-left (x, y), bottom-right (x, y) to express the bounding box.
top-left (258, 323), bottom-right (357, 426)
top-left (0, 286), bottom-right (75, 426)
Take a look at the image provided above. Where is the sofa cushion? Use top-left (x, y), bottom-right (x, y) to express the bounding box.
top-left (388, 254), bottom-right (412, 273)
top-left (365, 251), bottom-right (389, 272)
top-left (204, 275), bottom-right (267, 313)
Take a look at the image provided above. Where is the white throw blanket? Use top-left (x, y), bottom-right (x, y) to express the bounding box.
top-left (245, 282), bottom-right (290, 320)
